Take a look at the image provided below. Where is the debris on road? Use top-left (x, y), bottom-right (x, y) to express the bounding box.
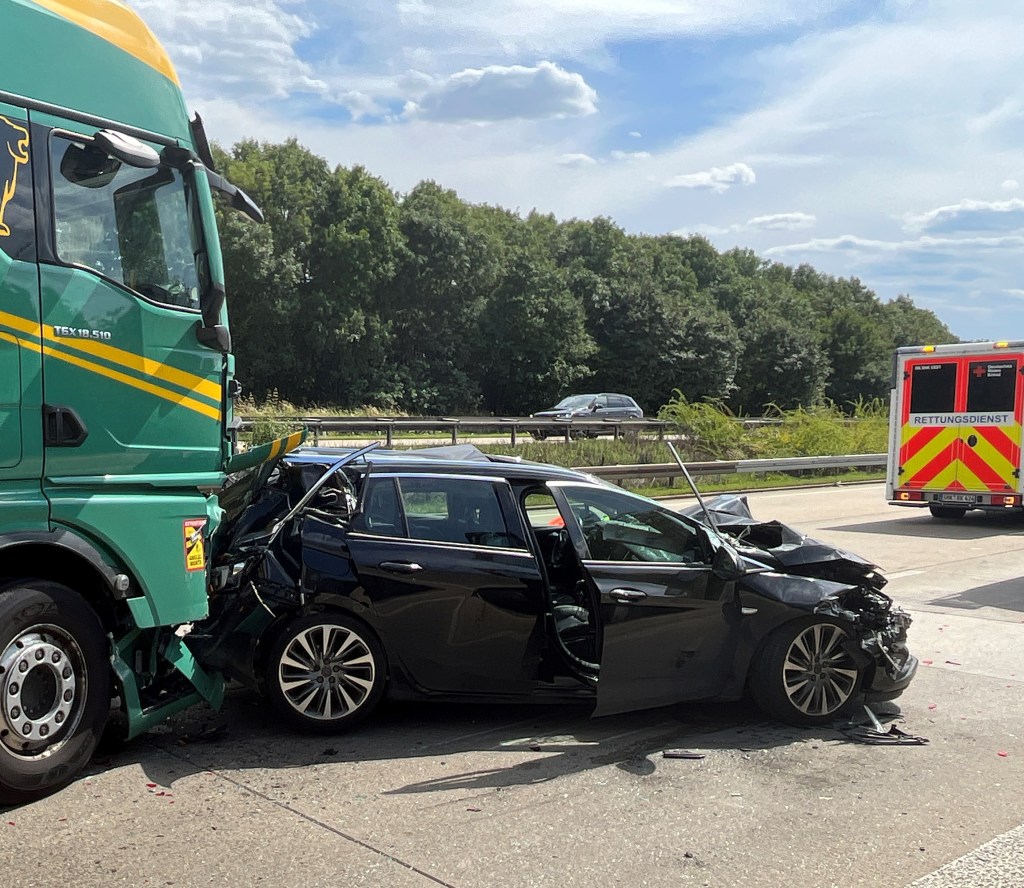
top-left (663, 749), bottom-right (706, 760)
top-left (841, 705), bottom-right (929, 746)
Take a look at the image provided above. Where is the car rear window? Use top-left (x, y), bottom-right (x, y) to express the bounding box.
top-left (359, 476), bottom-right (523, 549)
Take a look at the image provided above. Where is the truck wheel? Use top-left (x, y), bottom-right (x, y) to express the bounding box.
top-left (749, 617), bottom-right (864, 726)
top-left (264, 613), bottom-right (386, 733)
top-left (0, 581), bottom-right (110, 805)
top-left (928, 504), bottom-right (967, 519)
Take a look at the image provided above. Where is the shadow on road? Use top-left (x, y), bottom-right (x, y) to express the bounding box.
top-left (82, 691), bottom-right (866, 800)
top-left (826, 510), bottom-right (1024, 540)
top-left (926, 578), bottom-right (1024, 614)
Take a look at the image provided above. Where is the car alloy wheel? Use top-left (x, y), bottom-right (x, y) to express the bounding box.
top-left (781, 622), bottom-right (860, 718)
top-left (749, 617), bottom-right (864, 726)
top-left (266, 613), bottom-right (385, 732)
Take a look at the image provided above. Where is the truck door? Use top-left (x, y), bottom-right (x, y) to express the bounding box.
top-left (32, 116), bottom-right (227, 481)
top-left (899, 355), bottom-right (1023, 497)
top-left (0, 103), bottom-right (41, 479)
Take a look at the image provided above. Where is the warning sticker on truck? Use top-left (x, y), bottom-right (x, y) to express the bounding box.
top-left (183, 519), bottom-right (206, 572)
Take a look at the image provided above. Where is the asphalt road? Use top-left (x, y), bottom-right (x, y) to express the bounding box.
top-left (3, 484), bottom-right (1023, 888)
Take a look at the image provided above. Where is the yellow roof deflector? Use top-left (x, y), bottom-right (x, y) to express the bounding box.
top-left (30, 0), bottom-right (180, 85)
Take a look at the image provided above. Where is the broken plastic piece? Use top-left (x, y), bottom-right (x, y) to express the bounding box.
top-left (663, 749), bottom-right (706, 760)
top-left (841, 724), bottom-right (929, 746)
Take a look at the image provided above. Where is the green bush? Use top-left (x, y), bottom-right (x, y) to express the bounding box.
top-left (657, 392), bottom-right (748, 459)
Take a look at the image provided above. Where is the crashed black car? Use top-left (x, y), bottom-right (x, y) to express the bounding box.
top-left (193, 445), bottom-right (916, 732)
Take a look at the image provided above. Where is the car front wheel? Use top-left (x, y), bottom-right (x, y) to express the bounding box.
top-left (264, 613), bottom-right (386, 732)
top-left (749, 617), bottom-right (864, 726)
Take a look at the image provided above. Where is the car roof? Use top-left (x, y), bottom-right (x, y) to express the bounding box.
top-left (285, 445), bottom-right (593, 483)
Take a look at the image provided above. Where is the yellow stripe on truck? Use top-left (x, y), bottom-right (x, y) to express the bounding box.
top-left (41, 344), bottom-right (221, 421)
top-left (42, 326), bottom-right (222, 405)
top-left (29, 0), bottom-right (180, 85)
top-left (0, 310), bottom-right (221, 420)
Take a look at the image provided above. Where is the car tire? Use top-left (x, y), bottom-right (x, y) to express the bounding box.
top-left (263, 612), bottom-right (386, 733)
top-left (928, 504), bottom-right (967, 519)
top-left (749, 617), bottom-right (864, 726)
top-left (0, 581), bottom-right (110, 805)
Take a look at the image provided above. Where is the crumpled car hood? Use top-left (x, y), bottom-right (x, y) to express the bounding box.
top-left (680, 493), bottom-right (885, 589)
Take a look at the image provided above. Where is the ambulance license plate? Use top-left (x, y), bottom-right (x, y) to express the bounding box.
top-left (940, 493), bottom-right (977, 504)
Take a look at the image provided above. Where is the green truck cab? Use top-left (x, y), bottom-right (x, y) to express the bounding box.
top-left (0, 0), bottom-right (273, 802)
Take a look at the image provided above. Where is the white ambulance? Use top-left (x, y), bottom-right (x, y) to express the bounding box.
top-left (887, 341), bottom-right (1024, 518)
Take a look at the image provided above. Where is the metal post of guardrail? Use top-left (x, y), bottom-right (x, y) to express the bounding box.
top-left (384, 420), bottom-right (394, 448)
top-left (443, 419), bottom-right (459, 445)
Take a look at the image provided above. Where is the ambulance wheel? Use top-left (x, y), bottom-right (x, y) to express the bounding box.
top-left (928, 504), bottom-right (967, 520)
top-left (0, 581), bottom-right (110, 805)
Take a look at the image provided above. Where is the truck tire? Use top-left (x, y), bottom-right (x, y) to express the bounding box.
top-left (263, 612), bottom-right (386, 733)
top-left (928, 504), bottom-right (967, 519)
top-left (0, 581), bottom-right (110, 805)
top-left (749, 617), bottom-right (864, 726)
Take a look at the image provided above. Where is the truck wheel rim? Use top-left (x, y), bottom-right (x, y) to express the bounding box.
top-left (782, 624), bottom-right (859, 717)
top-left (277, 624), bottom-right (376, 721)
top-left (1, 626), bottom-right (86, 758)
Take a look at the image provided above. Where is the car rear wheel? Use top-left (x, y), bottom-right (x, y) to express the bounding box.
top-left (749, 617), bottom-right (863, 726)
top-left (0, 581), bottom-right (110, 804)
top-left (928, 504), bottom-right (967, 519)
top-left (264, 613), bottom-right (386, 733)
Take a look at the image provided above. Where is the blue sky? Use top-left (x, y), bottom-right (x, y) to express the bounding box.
top-left (129, 0), bottom-right (1024, 342)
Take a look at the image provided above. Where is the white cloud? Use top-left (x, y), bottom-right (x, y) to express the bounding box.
top-left (129, 0), bottom-right (325, 100)
top-left (904, 198), bottom-right (1024, 233)
top-left (665, 162), bottom-right (756, 192)
top-left (557, 153), bottom-right (599, 166)
top-left (610, 150), bottom-right (651, 161)
top-left (766, 233), bottom-right (1024, 257)
top-left (628, 131), bottom-right (643, 138)
top-left (1002, 179), bottom-right (1020, 191)
top-left (679, 211), bottom-right (815, 236)
top-left (404, 62), bottom-right (597, 122)
top-left (746, 211), bottom-right (816, 230)
top-left (327, 0), bottom-right (854, 73)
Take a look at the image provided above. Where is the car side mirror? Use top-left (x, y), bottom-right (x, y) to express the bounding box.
top-left (711, 544), bottom-right (745, 581)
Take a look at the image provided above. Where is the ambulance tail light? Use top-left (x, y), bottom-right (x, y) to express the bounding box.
top-left (999, 495), bottom-right (1020, 508)
top-left (897, 491), bottom-right (923, 501)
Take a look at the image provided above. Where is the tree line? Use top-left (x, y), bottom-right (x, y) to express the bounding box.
top-left (214, 138), bottom-right (956, 416)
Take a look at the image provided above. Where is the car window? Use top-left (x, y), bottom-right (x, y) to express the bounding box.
top-left (523, 492), bottom-right (564, 529)
top-left (608, 396), bottom-right (626, 408)
top-left (389, 476), bottom-right (523, 549)
top-left (353, 477), bottom-right (405, 536)
top-left (561, 485), bottom-right (705, 564)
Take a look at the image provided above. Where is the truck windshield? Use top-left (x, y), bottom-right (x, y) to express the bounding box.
top-left (49, 135), bottom-right (208, 311)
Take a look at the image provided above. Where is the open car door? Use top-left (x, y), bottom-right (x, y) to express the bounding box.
top-left (552, 483), bottom-right (740, 717)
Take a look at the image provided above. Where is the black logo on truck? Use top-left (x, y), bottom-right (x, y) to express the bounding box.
top-left (0, 115), bottom-right (30, 238)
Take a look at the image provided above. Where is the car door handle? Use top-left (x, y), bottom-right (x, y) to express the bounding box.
top-left (379, 561), bottom-right (423, 574)
top-left (608, 588), bottom-right (647, 603)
